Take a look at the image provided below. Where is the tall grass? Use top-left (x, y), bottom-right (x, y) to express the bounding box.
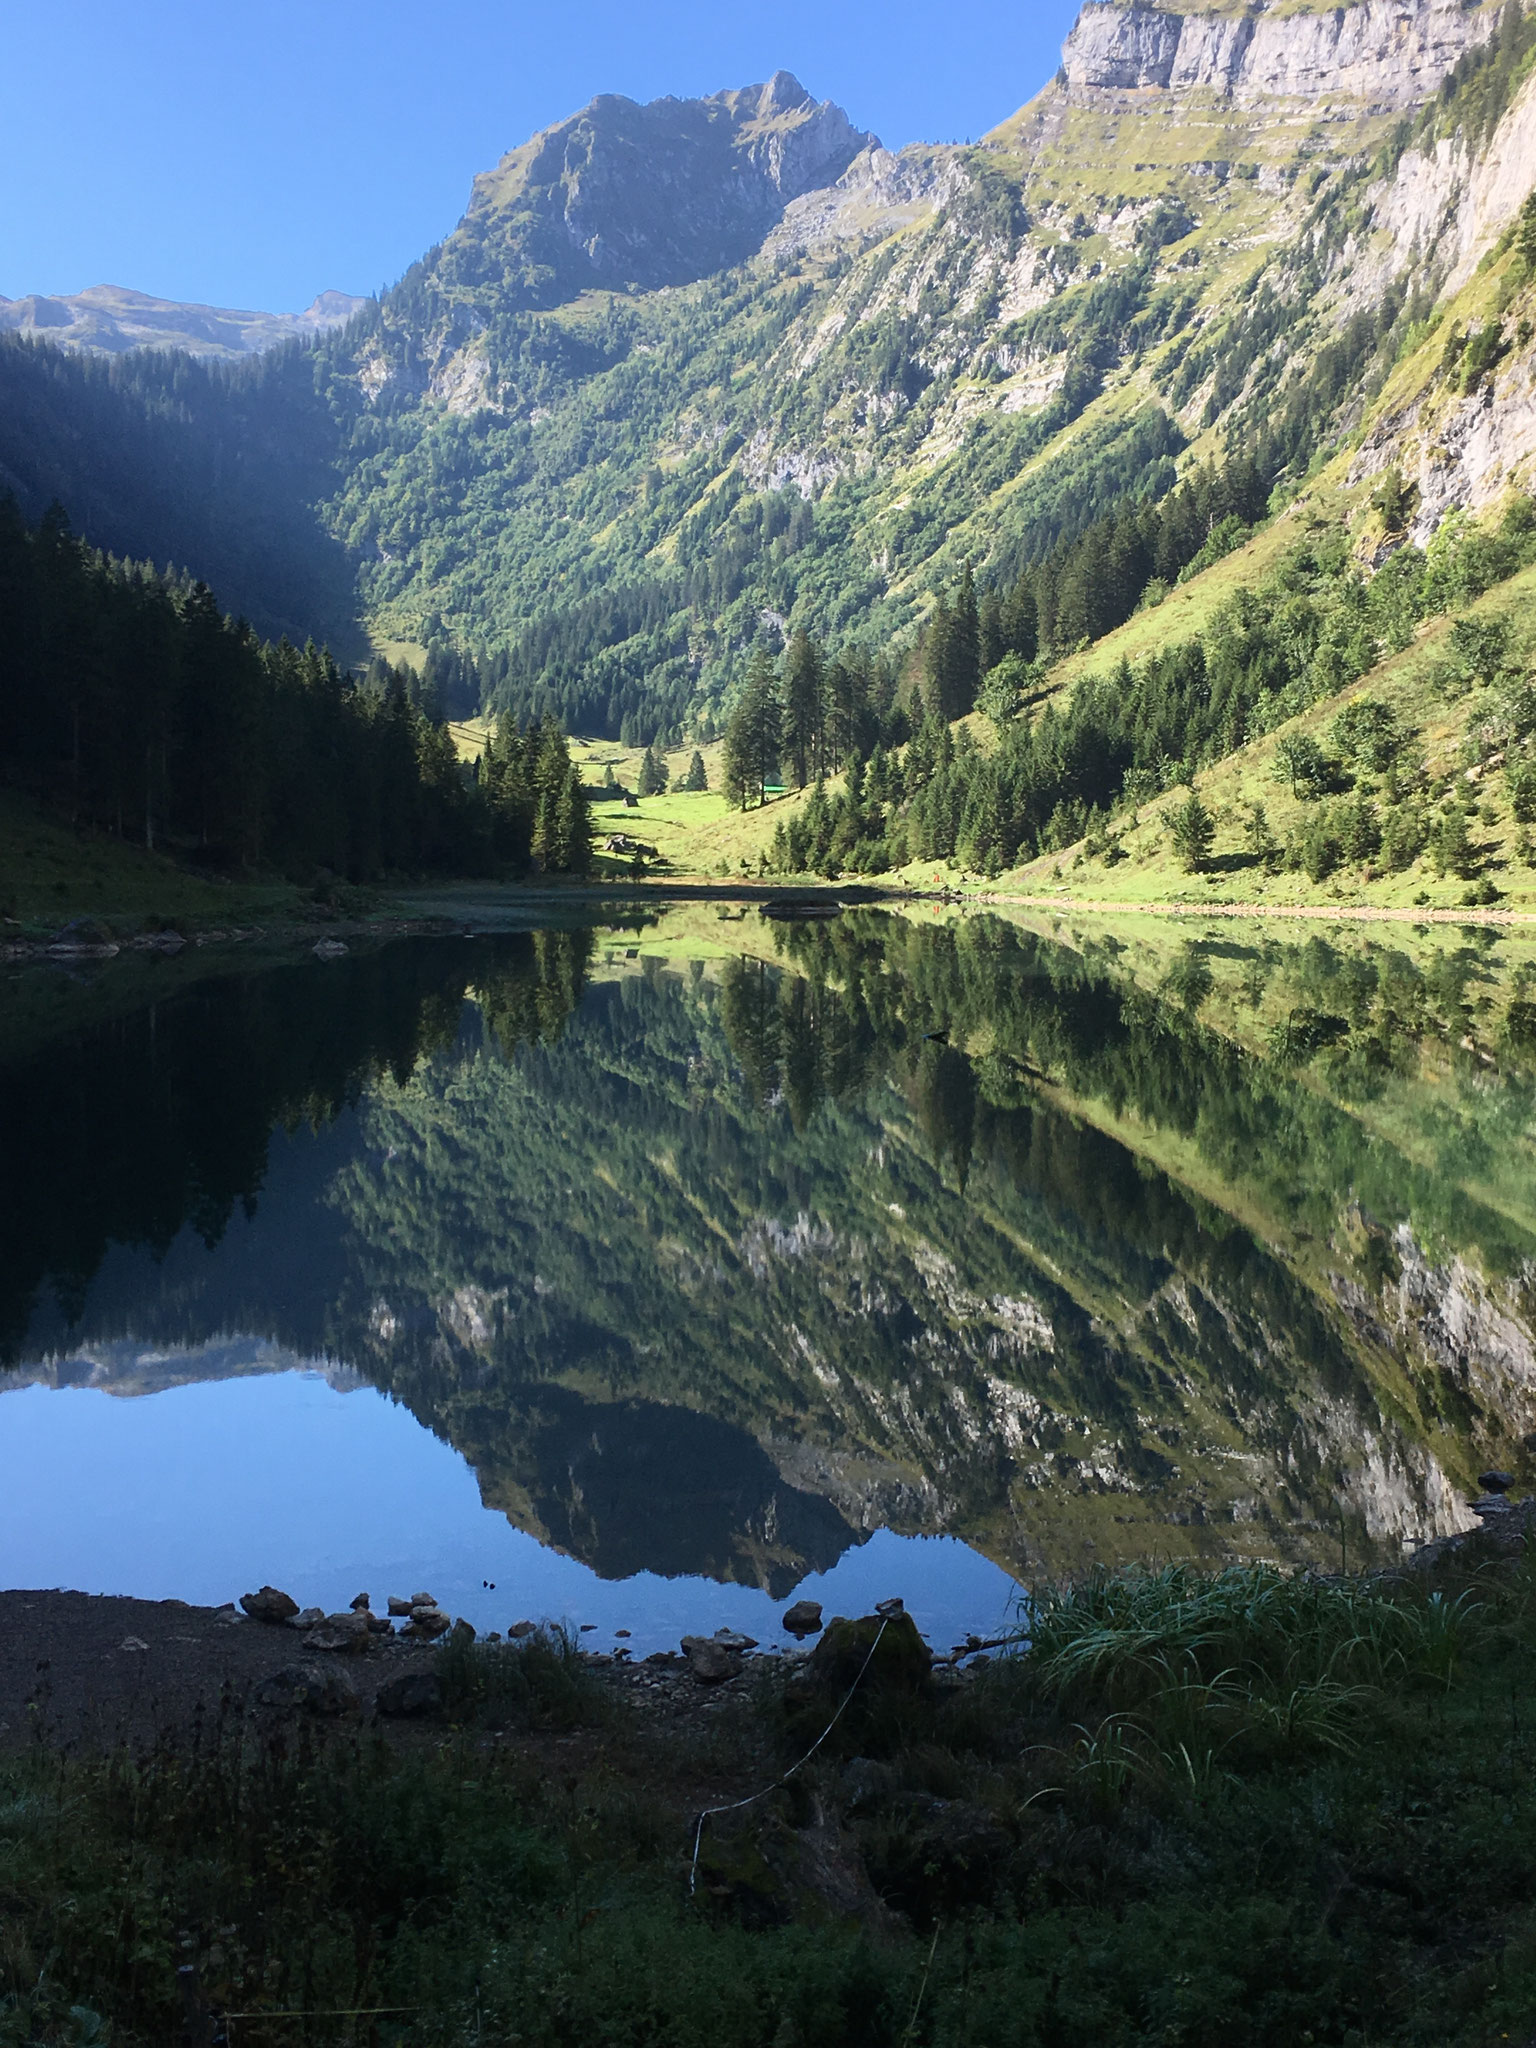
top-left (1017, 1562), bottom-right (1479, 1792)
top-left (434, 1623), bottom-right (610, 1729)
top-left (1025, 1561), bottom-right (1476, 1696)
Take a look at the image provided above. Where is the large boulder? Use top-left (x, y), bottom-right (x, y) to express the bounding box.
top-left (375, 1671), bottom-right (444, 1719)
top-left (807, 1612), bottom-right (932, 1695)
top-left (240, 1586), bottom-right (299, 1625)
top-left (681, 1634), bottom-right (743, 1682)
top-left (251, 1665), bottom-right (359, 1716)
top-left (782, 1600), bottom-right (823, 1638)
top-left (303, 1611), bottom-right (372, 1653)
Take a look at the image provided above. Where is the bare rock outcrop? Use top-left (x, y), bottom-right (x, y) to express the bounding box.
top-left (1062, 0), bottom-right (1501, 110)
top-left (454, 72), bottom-right (876, 300)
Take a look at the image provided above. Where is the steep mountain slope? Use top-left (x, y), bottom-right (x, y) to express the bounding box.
top-left (1, 0), bottom-right (1533, 749)
top-left (312, 0), bottom-right (1534, 735)
top-left (441, 71), bottom-right (873, 303)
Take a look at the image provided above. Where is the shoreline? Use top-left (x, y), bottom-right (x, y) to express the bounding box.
top-left (11, 879), bottom-right (1536, 968)
top-left (7, 1496), bottom-right (1525, 1754)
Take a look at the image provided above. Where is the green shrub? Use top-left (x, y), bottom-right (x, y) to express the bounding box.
top-left (1330, 694), bottom-right (1404, 773)
top-left (1289, 807), bottom-right (1343, 881)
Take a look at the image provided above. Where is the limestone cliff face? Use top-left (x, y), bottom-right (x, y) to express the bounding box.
top-left (446, 72), bottom-right (874, 299)
top-left (1333, 60), bottom-right (1536, 526)
top-left (1062, 0), bottom-right (1501, 107)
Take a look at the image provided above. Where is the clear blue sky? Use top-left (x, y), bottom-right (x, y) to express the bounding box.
top-left (3, 1), bottom-right (1082, 312)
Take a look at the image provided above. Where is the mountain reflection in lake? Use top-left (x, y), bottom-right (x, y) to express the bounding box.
top-left (4, 907), bottom-right (1536, 1636)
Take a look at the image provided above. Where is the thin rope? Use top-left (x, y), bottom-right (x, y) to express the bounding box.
top-left (900, 1920), bottom-right (943, 2044)
top-left (688, 1618), bottom-right (888, 1896)
top-left (220, 2008), bottom-right (418, 2022)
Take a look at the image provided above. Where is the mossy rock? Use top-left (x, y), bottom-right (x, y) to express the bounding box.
top-left (806, 1611), bottom-right (932, 1695)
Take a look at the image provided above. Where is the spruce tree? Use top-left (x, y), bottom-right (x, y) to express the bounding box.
top-left (1169, 788), bottom-right (1215, 872)
top-left (782, 629), bottom-right (823, 787)
top-left (723, 641), bottom-right (782, 809)
top-left (922, 595), bottom-right (952, 724)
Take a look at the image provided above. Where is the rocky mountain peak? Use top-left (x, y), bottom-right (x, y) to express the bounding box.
top-left (437, 76), bottom-right (876, 301)
top-left (1061, 0), bottom-right (1504, 109)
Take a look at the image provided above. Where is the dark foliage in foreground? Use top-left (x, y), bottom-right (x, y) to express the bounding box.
top-left (3, 1549), bottom-right (1535, 2045)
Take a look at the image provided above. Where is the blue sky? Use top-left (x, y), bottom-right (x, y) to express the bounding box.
top-left (3, 1), bottom-right (1082, 312)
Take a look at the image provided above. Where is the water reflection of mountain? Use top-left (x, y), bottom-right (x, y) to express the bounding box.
top-left (8, 912), bottom-right (1536, 1583)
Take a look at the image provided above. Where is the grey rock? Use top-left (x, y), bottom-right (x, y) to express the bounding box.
top-left (349, 1592), bottom-right (373, 1611)
top-left (1478, 1470), bottom-right (1516, 1494)
top-left (386, 1596), bottom-right (414, 1616)
top-left (448, 1618), bottom-right (476, 1648)
top-left (1472, 1495), bottom-right (1514, 1517)
top-left (252, 1664), bottom-right (359, 1716)
top-left (874, 1597), bottom-right (906, 1619)
top-left (240, 1586), bottom-right (299, 1625)
top-left (287, 1607), bottom-right (326, 1631)
top-left (458, 73), bottom-right (873, 305)
top-left (783, 1599), bottom-right (823, 1636)
top-left (508, 1620), bottom-right (537, 1638)
top-left (304, 1611), bottom-right (373, 1653)
top-left (303, 1627), bottom-right (363, 1653)
top-left (1061, 0), bottom-right (1499, 112)
top-left (711, 1628), bottom-right (758, 1653)
top-left (404, 1608), bottom-right (451, 1640)
top-left (681, 1635), bottom-right (744, 1682)
top-left (375, 1671), bottom-right (444, 1719)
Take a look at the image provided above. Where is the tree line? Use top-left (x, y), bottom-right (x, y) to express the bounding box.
top-left (743, 498), bottom-right (1536, 881)
top-left (0, 499), bottom-right (591, 885)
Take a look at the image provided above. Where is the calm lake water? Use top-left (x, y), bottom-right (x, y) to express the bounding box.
top-left (4, 903), bottom-right (1535, 1648)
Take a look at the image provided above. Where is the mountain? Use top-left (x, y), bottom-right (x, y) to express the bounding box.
top-left (1, 0), bottom-right (1534, 744)
top-left (0, 284), bottom-right (366, 359)
top-left (305, 0), bottom-right (1535, 734)
top-left (440, 70), bottom-right (874, 303)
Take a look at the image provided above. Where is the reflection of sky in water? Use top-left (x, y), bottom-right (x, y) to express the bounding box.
top-left (0, 1371), bottom-right (1022, 1656)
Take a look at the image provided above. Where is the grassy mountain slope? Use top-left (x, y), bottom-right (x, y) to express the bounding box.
top-left (2, 1), bottom-right (1533, 783)
top-left (305, 0), bottom-right (1531, 736)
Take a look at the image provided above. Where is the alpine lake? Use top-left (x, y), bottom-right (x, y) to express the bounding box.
top-left (5, 896), bottom-right (1535, 1660)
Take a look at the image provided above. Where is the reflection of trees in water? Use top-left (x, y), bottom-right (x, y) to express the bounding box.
top-left (1, 933), bottom-right (594, 1361)
top-left (476, 930), bottom-right (596, 1058)
top-left (727, 912), bottom-right (1536, 1278)
top-left (11, 910), bottom-right (1536, 1575)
